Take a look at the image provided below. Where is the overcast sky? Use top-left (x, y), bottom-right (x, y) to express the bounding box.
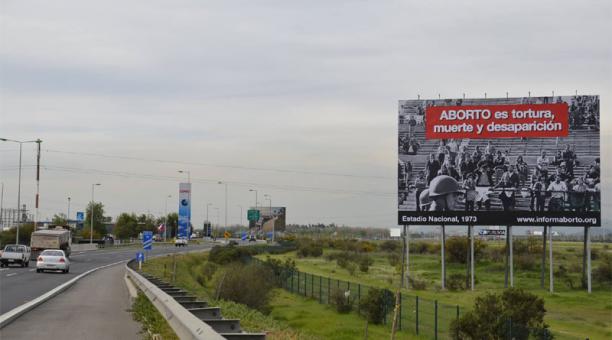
top-left (1, 0), bottom-right (611, 230)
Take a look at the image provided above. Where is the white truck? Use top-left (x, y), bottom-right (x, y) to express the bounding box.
top-left (0, 244), bottom-right (31, 267)
top-left (30, 227), bottom-right (72, 259)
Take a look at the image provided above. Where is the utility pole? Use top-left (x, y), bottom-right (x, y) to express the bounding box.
top-left (67, 197), bottom-right (71, 225)
top-left (34, 139), bottom-right (42, 230)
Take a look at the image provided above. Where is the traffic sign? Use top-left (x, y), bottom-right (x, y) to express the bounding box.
top-left (224, 231), bottom-right (231, 239)
top-left (136, 252), bottom-right (145, 262)
top-left (241, 232), bottom-right (248, 241)
top-left (143, 231), bottom-right (153, 250)
top-left (76, 212), bottom-right (84, 222)
top-left (247, 209), bottom-right (260, 221)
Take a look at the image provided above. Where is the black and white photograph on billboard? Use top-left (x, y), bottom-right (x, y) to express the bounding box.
top-left (398, 95), bottom-right (600, 226)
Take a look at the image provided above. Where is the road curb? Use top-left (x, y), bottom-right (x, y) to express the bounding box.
top-left (0, 259), bottom-right (127, 329)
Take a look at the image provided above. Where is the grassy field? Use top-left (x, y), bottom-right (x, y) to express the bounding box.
top-left (257, 240), bottom-right (612, 340)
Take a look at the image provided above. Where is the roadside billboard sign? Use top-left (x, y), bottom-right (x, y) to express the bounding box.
top-left (178, 183), bottom-right (191, 239)
top-left (398, 95), bottom-right (600, 226)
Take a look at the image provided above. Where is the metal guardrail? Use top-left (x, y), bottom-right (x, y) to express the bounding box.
top-left (125, 259), bottom-right (226, 340)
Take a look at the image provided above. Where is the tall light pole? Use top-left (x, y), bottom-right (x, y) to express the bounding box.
top-left (264, 194), bottom-right (273, 242)
top-left (90, 183), bottom-right (101, 244)
top-left (1, 138), bottom-right (39, 244)
top-left (164, 194), bottom-right (171, 241)
top-left (249, 189), bottom-right (258, 209)
top-left (236, 205), bottom-right (243, 227)
top-left (67, 197), bottom-right (71, 225)
top-left (214, 207), bottom-right (220, 231)
top-left (218, 181), bottom-right (228, 231)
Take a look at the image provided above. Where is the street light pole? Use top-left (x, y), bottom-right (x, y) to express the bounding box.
top-left (264, 194), bottom-right (273, 242)
top-left (249, 189), bottom-right (258, 209)
top-left (218, 181), bottom-right (228, 231)
top-left (90, 183), bottom-right (101, 244)
top-left (236, 205), bottom-right (243, 227)
top-left (1, 138), bottom-right (38, 244)
top-left (67, 197), bottom-right (71, 225)
top-left (34, 139), bottom-right (42, 230)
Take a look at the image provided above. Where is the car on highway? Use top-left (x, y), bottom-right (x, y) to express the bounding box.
top-left (0, 244), bottom-right (31, 267)
top-left (36, 249), bottom-right (70, 273)
top-left (174, 237), bottom-right (188, 247)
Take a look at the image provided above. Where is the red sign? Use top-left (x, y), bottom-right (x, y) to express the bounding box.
top-left (425, 103), bottom-right (569, 139)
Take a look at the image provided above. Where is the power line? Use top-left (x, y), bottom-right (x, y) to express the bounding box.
top-left (44, 148), bottom-right (393, 180)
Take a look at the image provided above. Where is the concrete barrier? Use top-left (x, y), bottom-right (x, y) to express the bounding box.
top-left (70, 244), bottom-right (98, 252)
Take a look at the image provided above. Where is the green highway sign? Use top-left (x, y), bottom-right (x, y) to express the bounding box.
top-left (247, 209), bottom-right (260, 221)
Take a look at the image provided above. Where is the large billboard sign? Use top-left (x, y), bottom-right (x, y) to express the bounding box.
top-left (398, 95), bottom-right (600, 226)
top-left (178, 183), bottom-right (191, 239)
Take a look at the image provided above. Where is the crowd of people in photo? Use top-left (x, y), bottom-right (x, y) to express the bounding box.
top-left (398, 140), bottom-right (601, 213)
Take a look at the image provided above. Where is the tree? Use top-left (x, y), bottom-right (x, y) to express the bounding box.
top-left (165, 213), bottom-right (178, 238)
top-left (52, 213), bottom-right (68, 226)
top-left (84, 202), bottom-right (107, 237)
top-left (450, 288), bottom-right (550, 340)
top-left (0, 223), bottom-right (35, 246)
top-left (113, 213), bottom-right (138, 240)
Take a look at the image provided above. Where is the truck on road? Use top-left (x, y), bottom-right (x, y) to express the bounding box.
top-left (0, 244), bottom-right (31, 267)
top-left (30, 227), bottom-right (72, 259)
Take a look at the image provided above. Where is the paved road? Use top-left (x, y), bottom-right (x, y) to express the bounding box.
top-left (0, 264), bottom-right (142, 340)
top-left (0, 242), bottom-right (213, 314)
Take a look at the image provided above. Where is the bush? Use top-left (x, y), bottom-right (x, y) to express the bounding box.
top-left (330, 288), bottom-right (353, 313)
top-left (297, 241), bottom-right (323, 258)
top-left (387, 252), bottom-right (401, 267)
top-left (358, 288), bottom-right (393, 324)
top-left (447, 273), bottom-right (466, 291)
top-left (213, 262), bottom-right (275, 313)
top-left (379, 240), bottom-right (401, 253)
top-left (208, 245), bottom-right (252, 264)
top-left (446, 237), bottom-right (487, 264)
top-left (359, 256), bottom-right (373, 273)
top-left (346, 262), bottom-right (357, 276)
top-left (594, 253), bottom-right (612, 283)
top-left (408, 276), bottom-right (428, 290)
top-left (515, 254), bottom-right (537, 271)
top-left (263, 256), bottom-right (295, 286)
top-left (485, 247), bottom-right (505, 263)
top-left (358, 241), bottom-right (377, 253)
top-left (450, 288), bottom-right (551, 340)
top-left (202, 262), bottom-right (218, 281)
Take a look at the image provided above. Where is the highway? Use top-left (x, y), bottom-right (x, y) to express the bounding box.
top-left (0, 242), bottom-right (213, 315)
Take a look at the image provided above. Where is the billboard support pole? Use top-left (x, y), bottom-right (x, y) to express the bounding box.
top-left (541, 226), bottom-right (547, 289)
top-left (586, 226), bottom-right (591, 294)
top-left (441, 224), bottom-right (446, 290)
top-left (405, 225), bottom-right (410, 288)
top-left (549, 226), bottom-right (554, 294)
top-left (466, 225), bottom-right (470, 288)
top-left (509, 225), bottom-right (513, 287)
top-left (504, 226), bottom-right (509, 288)
top-left (582, 226), bottom-right (588, 288)
top-left (470, 225), bottom-right (474, 290)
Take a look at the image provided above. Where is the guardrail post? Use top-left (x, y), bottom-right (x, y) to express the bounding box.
top-left (172, 254), bottom-right (177, 283)
top-left (434, 300), bottom-right (438, 340)
top-left (416, 296), bottom-right (419, 335)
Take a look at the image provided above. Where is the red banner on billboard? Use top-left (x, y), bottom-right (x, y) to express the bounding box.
top-left (425, 103), bottom-right (569, 139)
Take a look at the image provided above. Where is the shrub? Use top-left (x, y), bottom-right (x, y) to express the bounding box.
top-left (450, 288), bottom-right (551, 340)
top-left (346, 262), bottom-right (357, 276)
top-left (330, 288), bottom-right (353, 313)
top-left (359, 256), bottom-right (373, 273)
top-left (446, 237), bottom-right (487, 264)
top-left (411, 241), bottom-right (429, 254)
top-left (208, 245), bottom-right (252, 264)
top-left (485, 247), bottom-right (505, 263)
top-left (379, 240), bottom-right (401, 253)
top-left (594, 253), bottom-right (612, 283)
top-left (297, 241), bottom-right (323, 258)
top-left (202, 262), bottom-right (218, 281)
top-left (408, 276), bottom-right (428, 290)
top-left (358, 288), bottom-right (393, 324)
top-left (213, 262), bottom-right (275, 313)
top-left (358, 241), bottom-right (377, 253)
top-left (263, 256), bottom-right (296, 286)
top-left (447, 273), bottom-right (466, 291)
top-left (387, 252), bottom-right (401, 267)
top-left (515, 254), bottom-right (537, 271)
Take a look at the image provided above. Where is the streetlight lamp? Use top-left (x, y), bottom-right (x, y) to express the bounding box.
top-left (164, 194), bottom-right (172, 241)
top-left (90, 183), bottom-right (101, 244)
top-left (264, 194), bottom-right (274, 242)
top-left (0, 138), bottom-right (39, 244)
top-left (218, 181), bottom-right (228, 231)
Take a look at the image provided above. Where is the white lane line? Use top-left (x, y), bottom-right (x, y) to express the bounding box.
top-left (6, 273), bottom-right (17, 277)
top-left (28, 269), bottom-right (35, 272)
top-left (0, 269), bottom-right (8, 272)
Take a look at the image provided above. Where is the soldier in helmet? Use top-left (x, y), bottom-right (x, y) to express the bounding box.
top-left (428, 175), bottom-right (463, 211)
top-left (419, 189), bottom-right (432, 211)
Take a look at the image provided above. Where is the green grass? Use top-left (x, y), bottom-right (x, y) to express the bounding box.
top-left (257, 241), bottom-right (612, 340)
top-left (132, 291), bottom-right (179, 340)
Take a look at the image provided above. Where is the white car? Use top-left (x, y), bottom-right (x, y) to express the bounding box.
top-left (36, 249), bottom-right (70, 273)
top-left (174, 238), bottom-right (188, 247)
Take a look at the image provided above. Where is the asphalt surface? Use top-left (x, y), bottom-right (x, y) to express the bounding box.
top-left (0, 242), bottom-right (213, 314)
top-left (0, 264), bottom-right (142, 340)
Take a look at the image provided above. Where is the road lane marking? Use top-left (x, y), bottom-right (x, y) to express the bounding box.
top-left (0, 269), bottom-right (8, 272)
top-left (6, 273), bottom-right (17, 277)
top-left (28, 269), bottom-right (35, 272)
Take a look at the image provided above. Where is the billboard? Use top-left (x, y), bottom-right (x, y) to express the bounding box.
top-left (177, 182), bottom-right (191, 239)
top-left (398, 95), bottom-right (600, 226)
top-left (248, 206), bottom-right (286, 232)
